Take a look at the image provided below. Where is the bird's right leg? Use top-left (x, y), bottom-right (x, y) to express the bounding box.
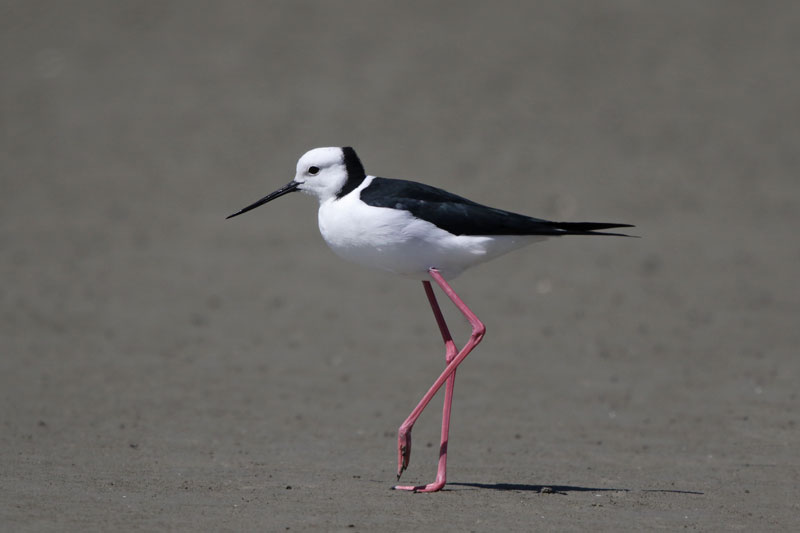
top-left (396, 280), bottom-right (458, 483)
top-left (395, 269), bottom-right (485, 492)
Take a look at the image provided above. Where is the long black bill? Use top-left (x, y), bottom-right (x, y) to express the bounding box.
top-left (226, 181), bottom-right (301, 219)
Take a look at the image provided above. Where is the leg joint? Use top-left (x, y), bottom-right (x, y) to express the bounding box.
top-left (471, 321), bottom-right (486, 341)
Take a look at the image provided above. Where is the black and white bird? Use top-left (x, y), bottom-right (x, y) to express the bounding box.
top-left (227, 146), bottom-right (633, 493)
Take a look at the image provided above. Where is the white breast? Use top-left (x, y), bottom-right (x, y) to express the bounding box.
top-left (317, 176), bottom-right (545, 280)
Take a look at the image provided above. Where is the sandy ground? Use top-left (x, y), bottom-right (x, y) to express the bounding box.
top-left (2, 1), bottom-right (799, 531)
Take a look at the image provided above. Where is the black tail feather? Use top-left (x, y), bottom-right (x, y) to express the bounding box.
top-left (549, 221), bottom-right (635, 237)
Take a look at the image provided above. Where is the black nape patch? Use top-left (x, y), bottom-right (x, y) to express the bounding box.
top-left (336, 147), bottom-right (367, 199)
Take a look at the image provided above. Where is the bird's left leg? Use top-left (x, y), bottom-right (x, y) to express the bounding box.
top-left (395, 280), bottom-right (458, 490)
top-left (395, 269), bottom-right (485, 492)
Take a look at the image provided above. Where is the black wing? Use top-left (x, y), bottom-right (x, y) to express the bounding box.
top-left (359, 177), bottom-right (633, 237)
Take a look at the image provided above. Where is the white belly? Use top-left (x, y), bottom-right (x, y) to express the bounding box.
top-left (317, 193), bottom-right (544, 280)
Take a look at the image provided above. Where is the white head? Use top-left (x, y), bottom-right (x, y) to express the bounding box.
top-left (293, 147), bottom-right (350, 202)
top-left (226, 147), bottom-right (367, 219)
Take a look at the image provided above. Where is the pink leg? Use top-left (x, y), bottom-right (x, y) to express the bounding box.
top-left (395, 280), bottom-right (458, 489)
top-left (395, 268), bottom-right (486, 493)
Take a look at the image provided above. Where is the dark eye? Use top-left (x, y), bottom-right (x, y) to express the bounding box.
top-left (308, 166), bottom-right (320, 175)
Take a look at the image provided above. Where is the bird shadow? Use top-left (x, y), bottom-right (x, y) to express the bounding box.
top-left (448, 482), bottom-right (703, 496)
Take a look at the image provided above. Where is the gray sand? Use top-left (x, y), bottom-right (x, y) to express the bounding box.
top-left (2, 2), bottom-right (798, 531)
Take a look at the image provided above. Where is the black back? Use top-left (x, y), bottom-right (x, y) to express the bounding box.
top-left (359, 177), bottom-right (632, 237)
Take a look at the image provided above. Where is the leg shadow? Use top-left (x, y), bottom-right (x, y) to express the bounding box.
top-left (449, 482), bottom-right (703, 495)
top-left (448, 482), bottom-right (629, 495)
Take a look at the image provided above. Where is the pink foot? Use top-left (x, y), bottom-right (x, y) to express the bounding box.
top-left (394, 478), bottom-right (445, 493)
top-left (397, 426), bottom-right (412, 479)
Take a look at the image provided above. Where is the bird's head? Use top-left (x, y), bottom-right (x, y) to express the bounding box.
top-left (226, 147), bottom-right (366, 219)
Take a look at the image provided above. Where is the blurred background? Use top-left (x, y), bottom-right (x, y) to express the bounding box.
top-left (2, 1), bottom-right (798, 530)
